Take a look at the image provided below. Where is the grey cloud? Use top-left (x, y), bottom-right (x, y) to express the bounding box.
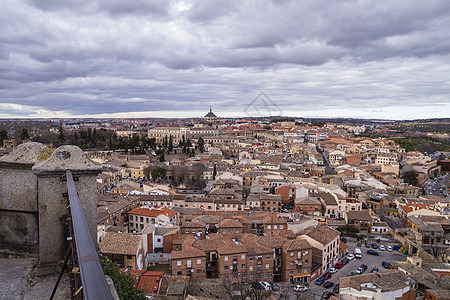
top-left (1, 0), bottom-right (450, 118)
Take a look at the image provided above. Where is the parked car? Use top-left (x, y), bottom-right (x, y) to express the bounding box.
top-left (315, 277), bottom-right (325, 285)
top-left (347, 254), bottom-right (355, 260)
top-left (329, 267), bottom-right (338, 273)
top-left (367, 250), bottom-right (380, 256)
top-left (371, 244), bottom-right (378, 249)
top-left (356, 264), bottom-right (368, 274)
top-left (335, 262), bottom-right (344, 269)
top-left (379, 245), bottom-right (385, 251)
top-left (271, 283), bottom-right (280, 291)
top-left (371, 267), bottom-right (379, 273)
top-left (259, 281), bottom-right (271, 290)
top-left (341, 258), bottom-right (350, 265)
top-left (382, 262), bottom-right (390, 269)
top-left (387, 246), bottom-right (393, 252)
top-left (323, 272), bottom-right (332, 280)
top-left (323, 281), bottom-right (334, 288)
top-left (365, 242), bottom-right (371, 248)
top-left (322, 291), bottom-right (335, 299)
top-left (333, 284), bottom-right (340, 293)
top-left (294, 285), bottom-right (308, 292)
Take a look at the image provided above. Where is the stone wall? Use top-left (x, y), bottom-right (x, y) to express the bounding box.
top-left (0, 143), bottom-right (102, 275)
top-left (0, 142), bottom-right (50, 252)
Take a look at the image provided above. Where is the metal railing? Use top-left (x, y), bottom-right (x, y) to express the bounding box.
top-left (64, 170), bottom-right (113, 300)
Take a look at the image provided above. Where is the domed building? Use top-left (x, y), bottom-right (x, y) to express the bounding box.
top-left (202, 106), bottom-right (219, 128)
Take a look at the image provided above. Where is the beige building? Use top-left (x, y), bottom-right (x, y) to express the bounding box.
top-left (298, 225), bottom-right (340, 275)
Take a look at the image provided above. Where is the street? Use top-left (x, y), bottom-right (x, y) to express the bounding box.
top-left (274, 239), bottom-right (407, 300)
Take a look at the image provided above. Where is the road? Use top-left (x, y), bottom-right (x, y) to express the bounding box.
top-left (273, 239), bottom-right (406, 300)
top-left (317, 147), bottom-right (335, 175)
top-left (426, 174), bottom-right (449, 198)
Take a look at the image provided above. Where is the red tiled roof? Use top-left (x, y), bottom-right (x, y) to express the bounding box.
top-left (171, 246), bottom-right (205, 259)
top-left (128, 207), bottom-right (177, 218)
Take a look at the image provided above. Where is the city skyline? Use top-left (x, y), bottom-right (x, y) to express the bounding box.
top-left (1, 0), bottom-right (450, 120)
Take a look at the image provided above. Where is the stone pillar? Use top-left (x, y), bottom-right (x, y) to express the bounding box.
top-left (32, 145), bottom-right (102, 275)
top-left (0, 142), bottom-right (51, 253)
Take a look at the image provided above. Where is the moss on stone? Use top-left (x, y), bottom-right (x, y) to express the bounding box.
top-left (37, 148), bottom-right (53, 162)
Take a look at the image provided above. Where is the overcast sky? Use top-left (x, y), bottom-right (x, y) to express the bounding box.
top-left (1, 0), bottom-right (450, 120)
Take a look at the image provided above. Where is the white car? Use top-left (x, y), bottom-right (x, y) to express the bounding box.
top-left (347, 253), bottom-right (355, 260)
top-left (294, 285), bottom-right (308, 292)
top-left (329, 267), bottom-right (338, 273)
top-left (387, 246), bottom-right (393, 252)
top-left (379, 245), bottom-right (385, 251)
top-left (259, 281), bottom-right (271, 290)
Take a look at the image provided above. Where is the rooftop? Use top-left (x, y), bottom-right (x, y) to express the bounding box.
top-left (99, 232), bottom-right (142, 255)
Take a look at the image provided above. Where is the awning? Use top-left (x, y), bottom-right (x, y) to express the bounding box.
top-left (292, 273), bottom-right (309, 278)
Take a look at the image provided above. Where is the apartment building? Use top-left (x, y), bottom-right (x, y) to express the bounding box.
top-left (344, 210), bottom-right (374, 234)
top-left (298, 225), bottom-right (340, 274)
top-left (281, 239), bottom-right (313, 283)
top-left (294, 196), bottom-right (322, 216)
top-left (128, 207), bottom-right (178, 232)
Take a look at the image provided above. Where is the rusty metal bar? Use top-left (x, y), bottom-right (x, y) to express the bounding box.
top-left (66, 170), bottom-right (113, 300)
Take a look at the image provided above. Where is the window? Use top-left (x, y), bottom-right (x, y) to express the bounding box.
top-left (250, 257), bottom-right (254, 262)
top-left (197, 269), bottom-right (202, 274)
top-left (280, 225), bottom-right (283, 229)
top-left (127, 255), bottom-right (132, 260)
top-left (241, 254), bottom-right (245, 260)
top-left (290, 271), bottom-right (293, 275)
top-left (157, 238), bottom-right (161, 243)
top-left (146, 218), bottom-right (149, 223)
top-left (267, 225), bottom-right (271, 229)
top-left (140, 224), bottom-right (144, 230)
top-left (290, 252), bottom-right (294, 257)
top-left (177, 261), bottom-right (181, 266)
top-left (274, 225), bottom-right (277, 229)
top-left (241, 264), bottom-right (245, 269)
top-left (197, 259), bottom-right (201, 264)
top-left (140, 217), bottom-right (143, 222)
top-left (177, 271), bottom-right (182, 275)
top-left (224, 266), bottom-right (229, 270)
top-left (249, 266), bottom-right (253, 271)
top-left (224, 256), bottom-right (229, 262)
top-left (187, 260), bottom-right (191, 268)
top-left (265, 264), bottom-right (269, 269)
top-left (304, 251), bottom-right (308, 255)
top-left (130, 215), bottom-right (133, 221)
top-left (266, 255), bottom-right (270, 260)
top-left (130, 223), bottom-right (134, 228)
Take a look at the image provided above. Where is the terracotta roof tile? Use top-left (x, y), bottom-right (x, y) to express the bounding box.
top-left (99, 232), bottom-right (142, 255)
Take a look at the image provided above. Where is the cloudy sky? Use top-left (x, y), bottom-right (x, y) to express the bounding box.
top-left (1, 0), bottom-right (450, 120)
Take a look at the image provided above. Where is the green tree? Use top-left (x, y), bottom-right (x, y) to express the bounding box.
top-left (101, 256), bottom-right (145, 300)
top-left (58, 122), bottom-right (65, 143)
top-left (151, 167), bottom-right (167, 181)
top-left (20, 128), bottom-right (30, 141)
top-left (168, 135), bottom-right (173, 153)
top-left (213, 163), bottom-right (217, 180)
top-left (403, 170), bottom-right (419, 186)
top-left (159, 152), bottom-right (165, 162)
top-left (0, 129), bottom-right (7, 146)
top-left (198, 136), bottom-right (205, 153)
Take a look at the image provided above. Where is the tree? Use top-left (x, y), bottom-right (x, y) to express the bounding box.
top-left (168, 135), bottom-right (173, 153)
top-left (101, 256), bottom-right (146, 300)
top-left (20, 128), bottom-right (30, 141)
top-left (159, 152), bottom-right (165, 162)
top-left (213, 163), bottom-right (217, 180)
top-left (58, 122), bottom-right (65, 143)
top-left (151, 167), bottom-right (167, 181)
top-left (0, 129), bottom-right (7, 147)
top-left (198, 136), bottom-right (205, 153)
top-left (403, 170), bottom-right (419, 186)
